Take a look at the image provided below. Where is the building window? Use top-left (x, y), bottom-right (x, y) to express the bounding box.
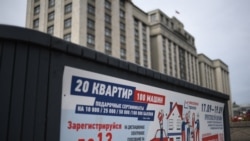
top-left (120, 48), bottom-right (126, 59)
top-left (134, 19), bottom-right (139, 27)
top-left (64, 18), bottom-right (71, 29)
top-left (105, 0), bottom-right (111, 10)
top-left (87, 19), bottom-right (95, 29)
top-left (120, 35), bottom-right (125, 44)
top-left (105, 14), bottom-right (111, 24)
top-left (34, 5), bottom-right (40, 15)
top-left (87, 34), bottom-right (95, 45)
top-left (48, 11), bottom-right (54, 21)
top-left (47, 25), bottom-right (54, 35)
top-left (151, 13), bottom-right (157, 22)
top-left (105, 27), bottom-right (111, 37)
top-left (143, 54), bottom-right (148, 67)
top-left (120, 10), bottom-right (125, 18)
top-left (48, 0), bottom-right (55, 8)
top-left (135, 39), bottom-right (139, 47)
top-left (120, 22), bottom-right (125, 31)
top-left (65, 3), bottom-right (72, 14)
top-left (135, 50), bottom-right (140, 64)
top-left (134, 29), bottom-right (139, 37)
top-left (64, 33), bottom-right (71, 41)
top-left (88, 4), bottom-right (95, 15)
top-left (105, 42), bottom-right (112, 55)
top-left (33, 19), bottom-right (39, 28)
top-left (168, 119), bottom-right (174, 130)
top-left (142, 24), bottom-right (147, 32)
top-left (120, 0), bottom-right (125, 7)
top-left (34, 0), bottom-right (39, 3)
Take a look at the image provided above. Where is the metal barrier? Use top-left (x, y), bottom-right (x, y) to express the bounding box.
top-left (0, 25), bottom-right (231, 141)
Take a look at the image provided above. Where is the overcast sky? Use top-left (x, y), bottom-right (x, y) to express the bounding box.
top-left (0, 0), bottom-right (249, 105)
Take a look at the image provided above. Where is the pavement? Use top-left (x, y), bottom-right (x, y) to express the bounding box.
top-left (230, 121), bottom-right (250, 141)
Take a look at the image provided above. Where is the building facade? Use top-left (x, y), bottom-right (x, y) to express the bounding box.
top-left (148, 9), bottom-right (199, 85)
top-left (26, 0), bottom-right (232, 116)
top-left (26, 0), bottom-right (151, 68)
top-left (198, 54), bottom-right (232, 116)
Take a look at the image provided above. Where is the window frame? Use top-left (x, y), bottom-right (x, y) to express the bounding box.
top-left (88, 4), bottom-right (95, 15)
top-left (64, 18), bottom-right (72, 29)
top-left (33, 19), bottom-right (39, 28)
top-left (87, 34), bottom-right (95, 45)
top-left (48, 11), bottom-right (55, 21)
top-left (34, 5), bottom-right (40, 15)
top-left (64, 33), bottom-right (71, 41)
top-left (47, 25), bottom-right (54, 35)
top-left (48, 0), bottom-right (55, 8)
top-left (65, 3), bottom-right (72, 14)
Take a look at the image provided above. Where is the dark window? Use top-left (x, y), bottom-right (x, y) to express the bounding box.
top-left (120, 35), bottom-right (125, 44)
top-left (34, 5), bottom-right (40, 15)
top-left (87, 19), bottom-right (95, 29)
top-left (48, 0), bottom-right (55, 8)
top-left (105, 42), bottom-right (112, 55)
top-left (105, 27), bottom-right (111, 37)
top-left (64, 33), bottom-right (71, 41)
top-left (120, 48), bottom-right (126, 59)
top-left (105, 0), bottom-right (111, 10)
top-left (33, 19), bottom-right (39, 28)
top-left (105, 14), bottom-right (111, 23)
top-left (64, 18), bottom-right (71, 29)
top-left (88, 4), bottom-right (95, 15)
top-left (47, 25), bottom-right (54, 34)
top-left (65, 3), bottom-right (72, 14)
top-left (48, 11), bottom-right (54, 21)
top-left (120, 10), bottom-right (125, 18)
top-left (87, 34), bottom-right (95, 45)
top-left (120, 22), bottom-right (125, 31)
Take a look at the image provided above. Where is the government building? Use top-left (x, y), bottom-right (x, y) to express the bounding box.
top-left (26, 0), bottom-right (232, 116)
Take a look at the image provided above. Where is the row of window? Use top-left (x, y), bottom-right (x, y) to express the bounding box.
top-left (34, 0), bottom-right (55, 10)
top-left (34, 2), bottom-right (72, 18)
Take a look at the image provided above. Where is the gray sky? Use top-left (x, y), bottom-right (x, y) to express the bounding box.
top-left (0, 0), bottom-right (249, 105)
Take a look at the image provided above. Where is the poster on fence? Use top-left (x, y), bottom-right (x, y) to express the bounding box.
top-left (60, 66), bottom-right (225, 141)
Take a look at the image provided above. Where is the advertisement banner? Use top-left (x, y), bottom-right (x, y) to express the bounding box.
top-left (60, 66), bottom-right (225, 141)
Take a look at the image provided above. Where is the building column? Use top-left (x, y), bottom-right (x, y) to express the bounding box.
top-left (95, 1), bottom-right (105, 52)
top-left (126, 2), bottom-right (134, 63)
top-left (196, 59), bottom-right (200, 85)
top-left (54, 0), bottom-right (64, 38)
top-left (176, 45), bottom-right (180, 78)
top-left (78, 0), bottom-right (87, 46)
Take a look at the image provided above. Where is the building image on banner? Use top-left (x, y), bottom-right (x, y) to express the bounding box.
top-left (60, 66), bottom-right (225, 141)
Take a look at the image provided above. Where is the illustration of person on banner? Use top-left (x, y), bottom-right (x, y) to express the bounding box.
top-left (158, 109), bottom-right (164, 141)
top-left (195, 113), bottom-right (200, 141)
top-left (192, 113), bottom-right (196, 141)
top-left (182, 116), bottom-right (186, 141)
top-left (186, 111), bottom-right (191, 141)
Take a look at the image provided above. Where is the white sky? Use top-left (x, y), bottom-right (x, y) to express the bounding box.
top-left (0, 0), bottom-right (249, 105)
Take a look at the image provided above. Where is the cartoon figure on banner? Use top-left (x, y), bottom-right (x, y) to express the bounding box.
top-left (182, 116), bottom-right (186, 141)
top-left (150, 109), bottom-right (168, 141)
top-left (195, 113), bottom-right (200, 141)
top-left (186, 111), bottom-right (191, 141)
top-left (158, 109), bottom-right (164, 130)
top-left (192, 113), bottom-right (196, 141)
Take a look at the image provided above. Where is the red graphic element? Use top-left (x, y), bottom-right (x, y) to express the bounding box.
top-left (202, 134), bottom-right (218, 141)
top-left (166, 102), bottom-right (183, 120)
top-left (134, 90), bottom-right (165, 105)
